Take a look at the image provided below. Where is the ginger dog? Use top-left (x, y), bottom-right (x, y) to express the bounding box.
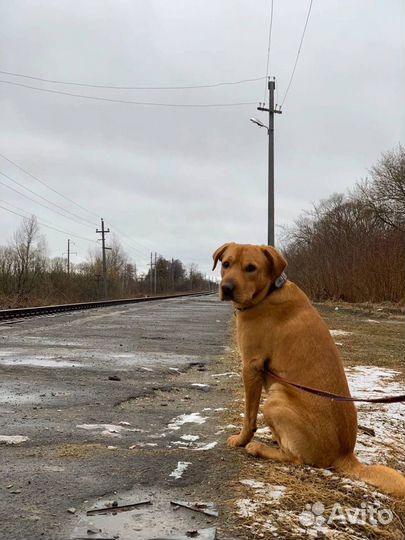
top-left (213, 242), bottom-right (405, 498)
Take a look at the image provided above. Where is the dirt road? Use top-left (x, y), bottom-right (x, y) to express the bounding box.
top-left (0, 295), bottom-right (239, 540)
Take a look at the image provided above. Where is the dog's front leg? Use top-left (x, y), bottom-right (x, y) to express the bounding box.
top-left (227, 360), bottom-right (263, 448)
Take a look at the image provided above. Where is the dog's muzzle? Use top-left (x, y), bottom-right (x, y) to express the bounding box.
top-left (221, 282), bottom-right (235, 300)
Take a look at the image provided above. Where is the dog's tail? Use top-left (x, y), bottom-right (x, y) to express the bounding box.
top-left (334, 454), bottom-right (405, 499)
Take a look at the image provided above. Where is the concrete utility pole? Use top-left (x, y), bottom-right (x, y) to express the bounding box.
top-left (96, 218), bottom-right (111, 299)
top-left (66, 239), bottom-right (77, 275)
top-left (171, 258), bottom-right (175, 291)
top-left (63, 239), bottom-right (76, 275)
top-left (256, 78), bottom-right (282, 246)
top-left (154, 252), bottom-right (157, 294)
top-left (149, 252), bottom-right (153, 295)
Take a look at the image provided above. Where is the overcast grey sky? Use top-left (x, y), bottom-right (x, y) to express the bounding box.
top-left (0, 0), bottom-right (404, 276)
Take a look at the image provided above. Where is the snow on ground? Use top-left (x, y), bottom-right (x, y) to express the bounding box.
top-left (0, 435), bottom-right (29, 445)
top-left (346, 366), bottom-right (405, 465)
top-left (167, 412), bottom-right (208, 430)
top-left (330, 329), bottom-right (353, 336)
top-left (169, 461), bottom-right (191, 479)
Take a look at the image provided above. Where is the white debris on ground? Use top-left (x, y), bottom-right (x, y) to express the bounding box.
top-left (76, 423), bottom-right (144, 437)
top-left (330, 329), bottom-right (352, 336)
top-left (0, 435), bottom-right (29, 445)
top-left (180, 434), bottom-right (200, 442)
top-left (194, 441), bottom-right (218, 451)
top-left (167, 412), bottom-right (208, 430)
top-left (211, 372), bottom-right (239, 378)
top-left (346, 365), bottom-right (405, 466)
top-left (191, 383), bottom-right (210, 388)
top-left (169, 461), bottom-right (191, 479)
top-left (240, 479), bottom-right (287, 500)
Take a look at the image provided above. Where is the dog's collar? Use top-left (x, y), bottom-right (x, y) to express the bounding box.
top-left (235, 272), bottom-right (288, 312)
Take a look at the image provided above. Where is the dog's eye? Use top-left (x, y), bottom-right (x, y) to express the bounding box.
top-left (222, 261), bottom-right (230, 269)
top-left (245, 264), bottom-right (257, 273)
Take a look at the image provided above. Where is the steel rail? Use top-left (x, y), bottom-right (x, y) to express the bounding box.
top-left (0, 292), bottom-right (213, 321)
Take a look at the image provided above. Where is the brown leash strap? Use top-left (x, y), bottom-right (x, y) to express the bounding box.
top-left (264, 368), bottom-right (405, 404)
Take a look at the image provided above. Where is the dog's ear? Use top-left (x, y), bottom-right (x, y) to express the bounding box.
top-left (212, 243), bottom-right (233, 270)
top-left (261, 246), bottom-right (287, 278)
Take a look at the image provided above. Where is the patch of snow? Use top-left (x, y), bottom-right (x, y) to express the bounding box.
top-left (167, 412), bottom-right (208, 430)
top-left (212, 372), bottom-right (239, 378)
top-left (240, 479), bottom-right (287, 500)
top-left (191, 383), bottom-right (210, 388)
top-left (169, 461), bottom-right (191, 479)
top-left (194, 441), bottom-right (217, 451)
top-left (256, 427), bottom-right (271, 435)
top-left (240, 479), bottom-right (265, 489)
top-left (346, 365), bottom-right (405, 466)
top-left (236, 498), bottom-right (261, 518)
top-left (180, 434), bottom-right (200, 441)
top-left (330, 329), bottom-right (352, 336)
top-left (0, 435), bottom-right (29, 445)
top-left (76, 423), bottom-right (141, 437)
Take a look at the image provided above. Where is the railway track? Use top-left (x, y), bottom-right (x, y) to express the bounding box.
top-left (0, 291), bottom-right (212, 321)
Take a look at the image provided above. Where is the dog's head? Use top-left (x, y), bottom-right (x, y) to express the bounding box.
top-left (212, 242), bottom-right (287, 307)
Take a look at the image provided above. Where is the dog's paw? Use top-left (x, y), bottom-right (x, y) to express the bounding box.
top-left (245, 441), bottom-right (262, 456)
top-left (227, 434), bottom-right (247, 448)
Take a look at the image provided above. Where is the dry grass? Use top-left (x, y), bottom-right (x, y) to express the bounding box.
top-left (221, 304), bottom-right (405, 540)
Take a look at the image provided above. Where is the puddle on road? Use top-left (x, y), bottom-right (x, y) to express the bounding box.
top-left (72, 487), bottom-right (217, 540)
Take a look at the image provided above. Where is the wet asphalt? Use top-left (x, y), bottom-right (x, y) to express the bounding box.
top-left (0, 295), bottom-right (241, 540)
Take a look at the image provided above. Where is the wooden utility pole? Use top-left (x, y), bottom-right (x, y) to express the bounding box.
top-left (96, 218), bottom-right (111, 299)
top-left (257, 78), bottom-right (282, 246)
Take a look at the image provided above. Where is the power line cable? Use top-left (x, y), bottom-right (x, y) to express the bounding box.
top-left (0, 152), bottom-right (100, 220)
top-left (108, 221), bottom-right (153, 255)
top-left (1, 154), bottom-right (155, 258)
top-left (263, 0), bottom-right (274, 103)
top-left (0, 79), bottom-right (257, 108)
top-left (280, 0), bottom-right (314, 108)
top-left (0, 69), bottom-right (266, 90)
top-left (0, 177), bottom-right (95, 230)
top-left (0, 203), bottom-right (98, 244)
top-left (0, 170), bottom-right (97, 227)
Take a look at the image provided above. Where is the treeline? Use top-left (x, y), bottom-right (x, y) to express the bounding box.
top-left (0, 217), bottom-right (213, 308)
top-left (283, 146), bottom-right (405, 303)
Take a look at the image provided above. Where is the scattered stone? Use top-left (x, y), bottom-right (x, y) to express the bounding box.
top-left (67, 507), bottom-right (76, 514)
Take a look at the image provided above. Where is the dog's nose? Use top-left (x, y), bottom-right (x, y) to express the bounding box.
top-left (221, 282), bottom-right (235, 300)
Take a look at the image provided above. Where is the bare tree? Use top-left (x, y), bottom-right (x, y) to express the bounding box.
top-left (356, 145), bottom-right (405, 232)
